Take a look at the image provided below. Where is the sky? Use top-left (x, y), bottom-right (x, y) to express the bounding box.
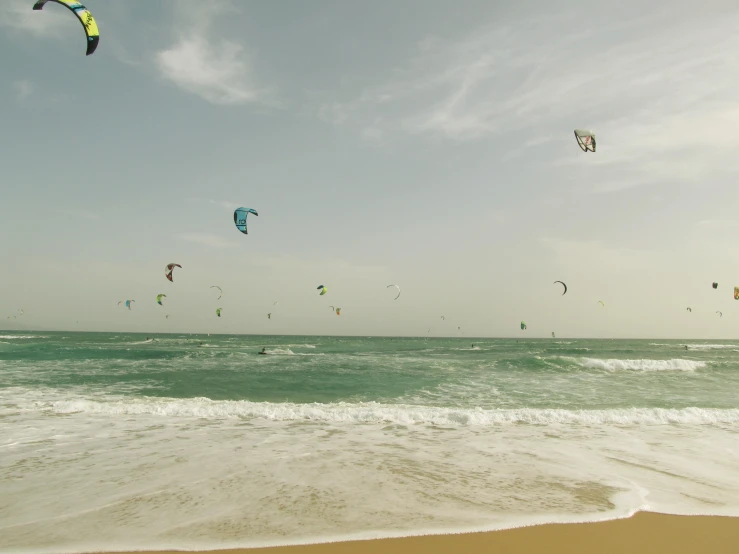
top-left (2, 0), bottom-right (739, 338)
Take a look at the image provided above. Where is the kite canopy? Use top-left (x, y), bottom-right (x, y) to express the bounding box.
top-left (317, 285), bottom-right (327, 296)
top-left (165, 263), bottom-right (182, 282)
top-left (335, 307), bottom-right (341, 315)
top-left (156, 294), bottom-right (166, 306)
top-left (598, 301), bottom-right (605, 307)
top-left (33, 0), bottom-right (99, 56)
top-left (267, 313), bottom-right (271, 319)
top-left (553, 281), bottom-right (567, 295)
top-left (735, 287), bottom-right (739, 300)
top-left (216, 308), bottom-right (222, 317)
top-left (234, 207), bottom-right (258, 234)
top-left (716, 311), bottom-right (723, 317)
top-left (125, 300), bottom-right (134, 310)
top-left (440, 316), bottom-right (445, 320)
top-left (712, 282), bottom-right (719, 289)
top-left (387, 284), bottom-right (401, 300)
top-left (552, 332), bottom-right (555, 338)
top-left (574, 129), bottom-right (596, 152)
top-left (210, 286), bottom-right (223, 300)
top-left (520, 321), bottom-right (527, 330)
top-left (686, 307), bottom-right (692, 312)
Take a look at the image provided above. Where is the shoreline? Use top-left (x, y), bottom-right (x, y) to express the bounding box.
top-left (88, 512), bottom-right (739, 554)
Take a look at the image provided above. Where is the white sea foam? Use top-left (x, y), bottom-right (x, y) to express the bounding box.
top-left (40, 397), bottom-right (739, 426)
top-left (2, 397), bottom-right (738, 554)
top-left (0, 335), bottom-right (48, 339)
top-left (684, 344), bottom-right (739, 350)
top-left (563, 357), bottom-right (706, 372)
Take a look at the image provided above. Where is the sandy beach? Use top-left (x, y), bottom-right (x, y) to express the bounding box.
top-left (97, 512), bottom-right (739, 554)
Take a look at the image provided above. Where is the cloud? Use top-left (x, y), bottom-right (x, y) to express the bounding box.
top-left (13, 80), bottom-right (34, 101)
top-left (185, 198), bottom-right (236, 210)
top-left (0, 1), bottom-right (68, 36)
top-left (155, 0), bottom-right (272, 106)
top-left (696, 220), bottom-right (739, 230)
top-left (321, 7), bottom-right (739, 188)
top-left (178, 233), bottom-right (237, 249)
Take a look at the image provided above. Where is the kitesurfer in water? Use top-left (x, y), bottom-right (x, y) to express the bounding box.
top-left (259, 348), bottom-right (267, 355)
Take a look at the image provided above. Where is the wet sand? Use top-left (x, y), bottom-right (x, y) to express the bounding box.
top-left (98, 512), bottom-right (739, 554)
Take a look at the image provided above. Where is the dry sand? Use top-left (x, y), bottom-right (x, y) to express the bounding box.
top-left (97, 512), bottom-right (739, 554)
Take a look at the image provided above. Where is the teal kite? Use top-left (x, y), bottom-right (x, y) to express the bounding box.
top-left (234, 207), bottom-right (258, 234)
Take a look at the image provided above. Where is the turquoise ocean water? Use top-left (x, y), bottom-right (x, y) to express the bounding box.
top-left (1, 332), bottom-right (738, 552)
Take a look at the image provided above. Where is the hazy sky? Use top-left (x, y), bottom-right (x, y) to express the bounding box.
top-left (2, 0), bottom-right (739, 338)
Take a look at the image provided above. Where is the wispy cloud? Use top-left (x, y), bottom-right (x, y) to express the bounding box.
top-left (178, 233), bottom-right (237, 249)
top-left (155, 0), bottom-right (272, 106)
top-left (0, 1), bottom-right (68, 36)
top-left (322, 7), bottom-right (739, 189)
top-left (185, 197), bottom-right (236, 210)
top-left (696, 220), bottom-right (739, 230)
top-left (13, 80), bottom-right (34, 101)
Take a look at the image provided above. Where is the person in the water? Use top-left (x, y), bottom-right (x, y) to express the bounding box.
top-left (259, 347), bottom-right (267, 355)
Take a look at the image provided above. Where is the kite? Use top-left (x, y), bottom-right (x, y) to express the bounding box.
top-left (125, 300), bottom-right (135, 310)
top-left (156, 294), bottom-right (166, 306)
top-left (234, 207), bottom-right (258, 234)
top-left (329, 305), bottom-right (335, 311)
top-left (574, 129), bottom-right (596, 152)
top-left (267, 313), bottom-right (271, 319)
top-left (335, 307), bottom-right (341, 316)
top-left (734, 286), bottom-right (739, 300)
top-left (598, 301), bottom-right (605, 307)
top-left (553, 281), bottom-right (567, 295)
top-left (686, 307), bottom-right (692, 312)
top-left (32, 0), bottom-right (99, 56)
top-left (716, 311), bottom-right (723, 318)
top-left (165, 315), bottom-right (170, 319)
top-left (521, 321), bottom-right (527, 330)
top-left (317, 285), bottom-right (327, 296)
top-left (713, 282), bottom-right (719, 289)
top-left (216, 308), bottom-right (222, 317)
top-left (387, 284), bottom-right (401, 300)
top-left (117, 301), bottom-right (122, 306)
top-left (552, 332), bottom-right (555, 338)
top-left (165, 263), bottom-right (182, 282)
top-left (440, 316), bottom-right (445, 320)
top-left (210, 286), bottom-right (223, 300)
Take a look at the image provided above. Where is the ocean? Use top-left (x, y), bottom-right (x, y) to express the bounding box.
top-left (1, 332), bottom-right (738, 553)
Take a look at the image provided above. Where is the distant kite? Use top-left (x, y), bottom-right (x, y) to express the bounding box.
top-left (553, 281), bottom-right (567, 295)
top-left (317, 285), bottom-right (327, 296)
top-left (387, 284), bottom-right (401, 300)
top-left (234, 207), bottom-right (258, 234)
top-left (574, 129), bottom-right (596, 152)
top-left (156, 294), bottom-right (166, 306)
top-left (713, 282), bottom-right (718, 289)
top-left (165, 263), bottom-right (182, 282)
